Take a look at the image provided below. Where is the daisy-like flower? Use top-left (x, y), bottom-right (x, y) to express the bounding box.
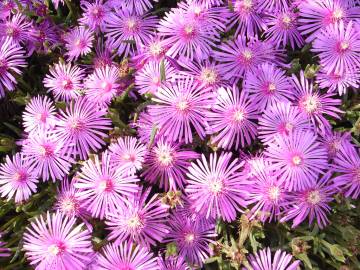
top-left (85, 65), bottom-right (120, 107)
top-left (23, 211), bottom-right (93, 270)
top-left (0, 37), bottom-right (26, 98)
top-left (186, 152), bottom-right (248, 222)
top-left (281, 174), bottom-right (335, 228)
top-left (258, 102), bottom-right (311, 145)
top-left (43, 62), bottom-right (85, 102)
top-left (312, 20), bottom-right (360, 75)
top-left (74, 151), bottom-right (139, 219)
top-left (265, 130), bottom-right (328, 191)
top-left (207, 86), bottom-right (259, 150)
top-left (0, 153), bottom-right (38, 203)
top-left (298, 0), bottom-right (360, 42)
top-left (188, 0), bottom-right (224, 8)
top-left (117, 0), bottom-right (157, 15)
top-left (227, 0), bottom-right (267, 37)
top-left (109, 136), bottom-right (147, 175)
top-left (165, 212), bottom-right (216, 267)
top-left (319, 129), bottom-right (352, 160)
top-left (104, 9), bottom-right (157, 57)
top-left (55, 98), bottom-right (112, 160)
top-left (142, 137), bottom-right (199, 190)
top-left (64, 26), bottom-right (94, 61)
top-left (264, 8), bottom-right (304, 49)
top-left (135, 60), bottom-right (176, 95)
top-left (79, 0), bottom-right (110, 31)
top-left (292, 71), bottom-right (343, 135)
top-left (158, 255), bottom-right (189, 270)
top-left (96, 242), bottom-right (158, 270)
top-left (258, 0), bottom-right (290, 11)
top-left (214, 35), bottom-right (285, 83)
top-left (132, 36), bottom-right (169, 68)
top-left (148, 76), bottom-right (213, 143)
top-left (132, 110), bottom-right (160, 144)
top-left (157, 9), bottom-right (218, 61)
top-left (246, 248), bottom-right (300, 270)
top-left (332, 142), bottom-right (360, 199)
top-left (22, 96), bottom-right (57, 134)
top-left (22, 130), bottom-right (74, 182)
top-left (0, 13), bottom-right (34, 45)
top-left (244, 63), bottom-right (294, 111)
top-left (93, 41), bottom-right (115, 69)
top-left (31, 20), bottom-right (60, 53)
top-left (106, 188), bottom-right (170, 248)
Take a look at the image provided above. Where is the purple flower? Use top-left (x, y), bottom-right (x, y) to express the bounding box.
top-left (186, 152), bottom-right (247, 222)
top-left (0, 37), bottom-right (26, 97)
top-left (108, 136), bottom-right (147, 175)
top-left (148, 76), bottom-right (213, 143)
top-left (165, 212), bottom-right (216, 267)
top-left (158, 255), bottom-right (189, 270)
top-left (207, 86), bottom-right (259, 150)
top-left (96, 242), bottom-right (158, 270)
top-left (319, 129), bottom-right (352, 160)
top-left (246, 248), bottom-right (300, 270)
top-left (142, 137), bottom-right (199, 190)
top-left (43, 62), bottom-right (85, 101)
top-left (64, 26), bottom-right (94, 61)
top-left (22, 130), bottom-right (74, 182)
top-left (332, 142), bottom-right (360, 199)
top-left (117, 0), bottom-right (157, 15)
top-left (73, 151), bottom-right (139, 219)
top-left (132, 110), bottom-right (160, 144)
top-left (0, 13), bottom-right (34, 45)
top-left (104, 9), bottom-right (157, 57)
top-left (0, 153), bottom-right (38, 203)
top-left (93, 41), bottom-right (115, 69)
top-left (31, 20), bottom-right (60, 53)
top-left (244, 63), bottom-right (294, 111)
top-left (0, 233), bottom-right (10, 257)
top-left (265, 130), bottom-right (328, 191)
top-left (281, 174), bottom-right (335, 229)
top-left (79, 0), bottom-right (110, 31)
top-left (258, 102), bottom-right (311, 145)
top-left (258, 0), bottom-right (290, 11)
top-left (55, 97), bottom-right (112, 160)
top-left (106, 188), bottom-right (170, 248)
top-left (132, 36), bottom-right (169, 68)
top-left (189, 0), bottom-right (224, 8)
top-left (23, 211), bottom-right (93, 270)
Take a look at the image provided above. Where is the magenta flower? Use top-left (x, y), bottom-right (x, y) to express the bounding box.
top-left (265, 130), bottom-right (328, 191)
top-left (0, 153), bottom-right (38, 203)
top-left (106, 188), bottom-right (170, 248)
top-left (96, 242), bottom-right (158, 270)
top-left (332, 142), bottom-right (360, 199)
top-left (312, 20), bottom-right (360, 75)
top-left (258, 102), bottom-right (311, 145)
top-left (22, 130), bottom-right (74, 182)
top-left (207, 86), bottom-right (259, 150)
top-left (23, 211), bottom-right (93, 270)
top-left (104, 9), bottom-right (157, 57)
top-left (93, 41), bottom-right (115, 69)
top-left (31, 20), bottom-right (60, 53)
top-left (190, 0), bottom-right (224, 8)
top-left (0, 13), bottom-right (34, 45)
top-left (85, 65), bottom-right (120, 107)
top-left (186, 152), bottom-right (248, 222)
top-left (319, 129), bottom-right (352, 160)
top-left (281, 174), bottom-right (335, 229)
top-left (158, 255), bottom-right (189, 270)
top-left (64, 26), bottom-right (94, 61)
top-left (0, 37), bottom-right (26, 97)
top-left (55, 97), bottom-right (112, 159)
top-left (132, 36), bottom-right (169, 68)
top-left (292, 71), bottom-right (343, 134)
top-left (132, 110), bottom-right (160, 144)
top-left (244, 63), bottom-right (294, 111)
top-left (258, 0), bottom-right (290, 11)
top-left (246, 248), bottom-right (300, 270)
top-left (117, 0), bottom-right (156, 15)
top-left (22, 96), bottom-right (57, 134)
top-left (43, 62), bottom-right (85, 102)
top-left (148, 76), bottom-right (213, 143)
top-left (108, 136), bottom-right (147, 175)
top-left (165, 212), bottom-right (216, 267)
top-left (142, 137), bottom-right (199, 190)
top-left (79, 0), bottom-right (110, 31)
top-left (73, 151), bottom-right (139, 219)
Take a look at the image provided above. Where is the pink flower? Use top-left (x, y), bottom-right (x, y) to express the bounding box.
top-left (65, 26), bottom-right (94, 61)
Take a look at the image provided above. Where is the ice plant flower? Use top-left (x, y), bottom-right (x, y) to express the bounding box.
top-left (265, 130), bottom-right (328, 191)
top-left (319, 129), bottom-right (352, 160)
top-left (64, 26), bottom-right (94, 61)
top-left (148, 76), bottom-right (213, 143)
top-left (117, 0), bottom-right (157, 15)
top-left (258, 0), bottom-right (290, 11)
top-left (281, 174), bottom-right (335, 229)
top-left (186, 152), bottom-right (248, 222)
top-left (0, 153), bottom-right (38, 203)
top-left (142, 137), bottom-right (199, 190)
top-left (207, 86), bottom-right (259, 150)
top-left (132, 36), bottom-right (168, 68)
top-left (43, 62), bottom-right (85, 102)
top-left (132, 110), bottom-right (161, 144)
top-left (23, 211), bottom-right (93, 270)
top-left (79, 0), bottom-right (110, 31)
top-left (0, 13), bottom-right (34, 46)
top-left (106, 188), bottom-right (170, 248)
top-left (31, 19), bottom-right (60, 53)
top-left (0, 37), bottom-right (26, 98)
top-left (312, 21), bottom-right (360, 75)
top-left (74, 151), bottom-right (139, 219)
top-left (157, 255), bottom-right (189, 270)
top-left (246, 248), bottom-right (301, 270)
top-left (55, 97), bottom-right (112, 159)
top-left (96, 242), bottom-right (158, 270)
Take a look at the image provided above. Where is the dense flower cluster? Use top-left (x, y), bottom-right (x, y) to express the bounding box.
top-left (0, 0), bottom-right (359, 269)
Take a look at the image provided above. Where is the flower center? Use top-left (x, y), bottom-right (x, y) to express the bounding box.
top-left (233, 109), bottom-right (245, 122)
top-left (6, 26), bottom-right (19, 38)
top-left (126, 214), bottom-right (144, 230)
top-left (337, 41), bottom-right (350, 53)
top-left (183, 24), bottom-right (196, 38)
top-left (291, 155), bottom-right (302, 166)
top-left (278, 122), bottom-right (294, 135)
top-left (268, 186), bottom-right (280, 201)
top-left (35, 111), bottom-right (49, 123)
top-left (354, 168), bottom-right (360, 183)
top-left (0, 58), bottom-right (8, 74)
top-left (123, 153), bottom-right (136, 162)
top-left (307, 190), bottom-right (321, 205)
top-left (74, 38), bottom-right (86, 49)
top-left (235, 0), bottom-right (253, 13)
top-left (98, 178), bottom-right (114, 192)
top-left (265, 82), bottom-right (276, 94)
top-left (39, 144), bottom-right (54, 158)
top-left (184, 232), bottom-right (195, 244)
top-left (242, 49), bottom-right (252, 61)
top-left (200, 68), bottom-right (217, 85)
top-left (156, 147), bottom-right (173, 166)
top-left (68, 117), bottom-right (85, 133)
top-left (301, 95), bottom-right (320, 114)
top-left (208, 177), bottom-right (224, 195)
top-left (176, 100), bottom-right (189, 112)
top-left (332, 8), bottom-right (343, 21)
top-left (47, 242), bottom-right (66, 256)
top-left (61, 78), bottom-right (73, 90)
top-left (127, 18), bottom-right (138, 31)
top-left (101, 81), bottom-right (113, 92)
top-left (152, 76), bottom-right (160, 85)
top-left (13, 171), bottom-right (27, 183)
top-left (149, 42), bottom-right (164, 57)
top-left (194, 6), bottom-right (202, 16)
top-left (61, 197), bottom-right (78, 214)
